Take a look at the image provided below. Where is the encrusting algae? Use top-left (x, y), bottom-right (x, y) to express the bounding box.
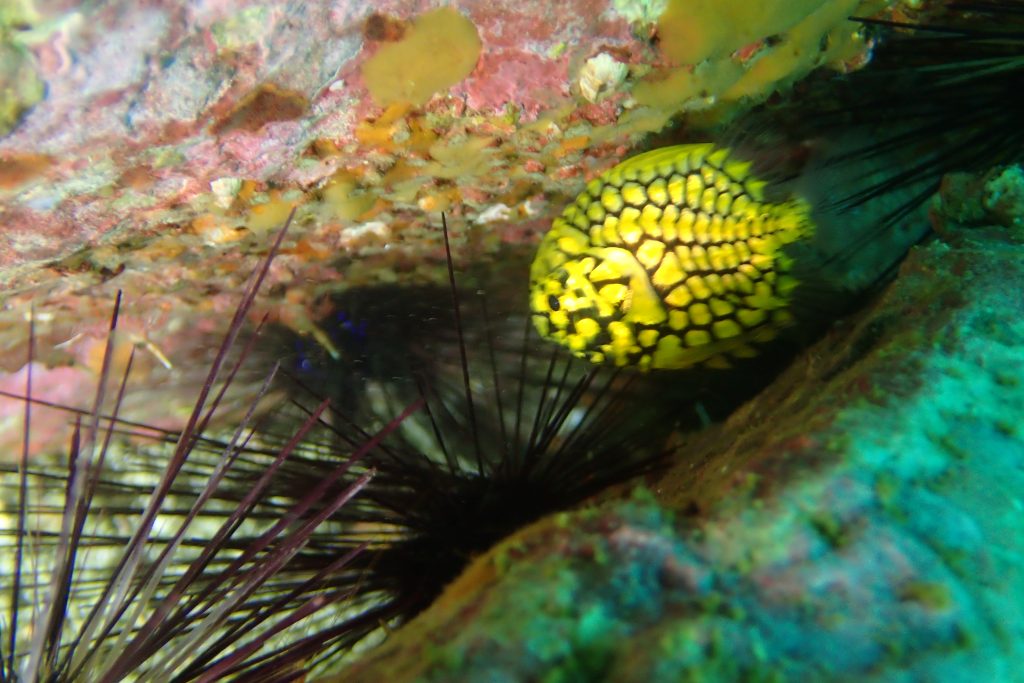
top-left (530, 143), bottom-right (814, 371)
top-left (361, 7), bottom-right (482, 108)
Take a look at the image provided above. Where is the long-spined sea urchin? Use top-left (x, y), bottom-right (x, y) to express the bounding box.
top-left (0, 213), bottom-right (415, 682)
top-left (2, 212), bottom-right (687, 681)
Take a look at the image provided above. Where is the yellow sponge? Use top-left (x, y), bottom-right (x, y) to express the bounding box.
top-left (657, 0), bottom-right (829, 64)
top-left (362, 8), bottom-right (481, 108)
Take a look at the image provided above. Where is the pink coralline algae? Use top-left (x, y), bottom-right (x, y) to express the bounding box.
top-left (458, 51), bottom-right (571, 119)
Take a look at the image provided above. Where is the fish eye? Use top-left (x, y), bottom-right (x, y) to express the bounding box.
top-left (548, 295), bottom-right (560, 311)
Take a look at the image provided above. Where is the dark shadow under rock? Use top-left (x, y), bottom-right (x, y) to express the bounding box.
top-left (335, 226), bottom-right (1024, 682)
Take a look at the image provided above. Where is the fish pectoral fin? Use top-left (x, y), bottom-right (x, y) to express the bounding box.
top-left (590, 247), bottom-right (667, 325)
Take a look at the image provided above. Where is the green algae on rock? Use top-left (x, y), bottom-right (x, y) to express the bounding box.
top-left (338, 224), bottom-right (1024, 681)
top-left (0, 41), bottom-right (44, 137)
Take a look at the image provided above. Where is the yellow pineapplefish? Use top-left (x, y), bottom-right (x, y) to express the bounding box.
top-left (529, 143), bottom-right (815, 371)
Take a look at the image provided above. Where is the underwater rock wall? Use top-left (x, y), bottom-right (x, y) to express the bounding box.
top-left (0, 0), bottom-right (898, 382)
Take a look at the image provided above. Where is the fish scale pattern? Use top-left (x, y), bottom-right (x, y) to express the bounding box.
top-left (529, 144), bottom-right (815, 370)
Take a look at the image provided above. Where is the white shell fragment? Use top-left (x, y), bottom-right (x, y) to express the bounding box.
top-left (578, 52), bottom-right (628, 103)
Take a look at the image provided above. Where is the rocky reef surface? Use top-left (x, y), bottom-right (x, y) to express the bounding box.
top-left (342, 205), bottom-right (1024, 682)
